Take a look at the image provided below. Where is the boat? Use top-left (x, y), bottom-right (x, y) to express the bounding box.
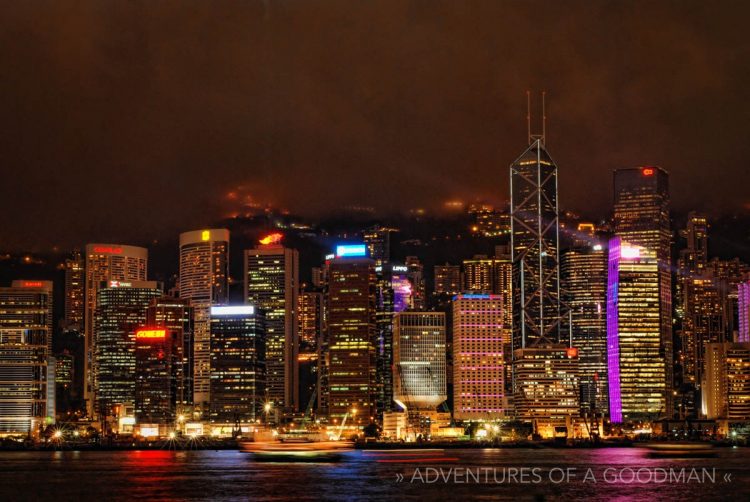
top-left (643, 442), bottom-right (718, 458)
top-left (239, 430), bottom-right (354, 462)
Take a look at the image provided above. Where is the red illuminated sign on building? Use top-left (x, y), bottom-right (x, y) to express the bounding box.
top-left (20, 281), bottom-right (43, 288)
top-left (642, 168), bottom-right (655, 176)
top-left (136, 329), bottom-right (166, 341)
top-left (566, 347), bottom-right (579, 358)
top-left (93, 246), bottom-right (123, 254)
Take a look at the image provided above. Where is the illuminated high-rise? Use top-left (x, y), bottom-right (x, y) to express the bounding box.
top-left (144, 298), bottom-right (194, 413)
top-left (433, 264), bottom-right (461, 296)
top-left (702, 342), bottom-right (750, 421)
top-left (606, 238), bottom-right (666, 422)
top-left (363, 225), bottom-right (393, 264)
top-left (64, 250), bottom-right (85, 331)
top-left (738, 281), bottom-right (750, 344)
top-left (561, 245), bottom-right (608, 414)
top-left (325, 245), bottom-right (377, 425)
top-left (84, 244), bottom-right (147, 417)
top-left (510, 138), bottom-right (561, 349)
top-left (405, 256), bottom-right (426, 311)
top-left (0, 281), bottom-right (54, 434)
top-left (298, 289), bottom-right (323, 414)
top-left (209, 306), bottom-right (265, 423)
top-left (179, 229), bottom-right (229, 412)
top-left (393, 312), bottom-right (447, 412)
top-left (93, 280), bottom-right (161, 426)
top-left (134, 328), bottom-right (183, 425)
top-left (375, 263), bottom-right (412, 415)
top-left (244, 234), bottom-right (299, 413)
top-left (452, 294), bottom-right (506, 420)
top-left (512, 346), bottom-right (579, 432)
top-left (612, 166), bottom-right (673, 416)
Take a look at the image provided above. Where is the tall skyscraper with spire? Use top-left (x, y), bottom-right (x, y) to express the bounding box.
top-left (510, 134), bottom-right (561, 348)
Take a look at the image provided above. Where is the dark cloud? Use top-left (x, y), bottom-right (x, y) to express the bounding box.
top-left (1, 0), bottom-right (749, 250)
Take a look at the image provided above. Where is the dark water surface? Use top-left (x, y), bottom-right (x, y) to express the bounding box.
top-left (0, 447), bottom-right (747, 501)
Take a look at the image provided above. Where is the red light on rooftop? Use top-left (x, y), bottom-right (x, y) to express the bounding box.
top-left (20, 281), bottom-right (43, 288)
top-left (259, 232), bottom-right (283, 246)
top-left (566, 347), bottom-right (579, 358)
top-left (642, 168), bottom-right (655, 176)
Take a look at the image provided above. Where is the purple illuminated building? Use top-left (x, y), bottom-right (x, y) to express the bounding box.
top-left (606, 236), bottom-right (666, 423)
top-left (738, 281), bottom-right (750, 343)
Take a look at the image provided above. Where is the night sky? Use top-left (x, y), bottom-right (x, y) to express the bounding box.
top-left (2, 1), bottom-right (750, 251)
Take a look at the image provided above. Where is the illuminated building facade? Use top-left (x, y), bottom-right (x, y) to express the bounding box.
top-left (64, 250), bottom-right (85, 331)
top-left (134, 328), bottom-right (183, 424)
top-left (405, 256), bottom-right (426, 311)
top-left (209, 306), bottom-right (265, 422)
top-left (298, 289), bottom-right (323, 414)
top-left (363, 225), bottom-right (393, 264)
top-left (244, 237), bottom-right (299, 413)
top-left (613, 166), bottom-right (673, 416)
top-left (510, 138), bottom-right (561, 349)
top-left (561, 245), bottom-right (608, 414)
top-left (393, 312), bottom-right (447, 411)
top-left (606, 238), bottom-right (666, 422)
top-left (93, 281), bottom-right (161, 424)
top-left (468, 203), bottom-right (511, 237)
top-left (433, 264), bottom-right (461, 296)
top-left (84, 243), bottom-right (148, 416)
top-left (702, 342), bottom-right (750, 420)
top-left (145, 298), bottom-right (194, 411)
top-left (178, 229), bottom-right (229, 411)
top-left (739, 282), bottom-right (750, 344)
top-left (375, 263), bottom-right (412, 415)
top-left (0, 281), bottom-right (54, 434)
top-left (512, 346), bottom-right (579, 425)
top-left (452, 294), bottom-right (506, 420)
top-left (325, 245), bottom-right (377, 424)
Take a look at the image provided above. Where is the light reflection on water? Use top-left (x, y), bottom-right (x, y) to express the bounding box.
top-left (1, 447), bottom-right (748, 501)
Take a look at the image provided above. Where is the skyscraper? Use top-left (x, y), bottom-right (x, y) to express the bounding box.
top-left (0, 281), bottom-right (54, 434)
top-left (64, 250), bottom-right (85, 331)
top-left (93, 280), bottom-right (161, 426)
top-left (612, 166), bottom-right (673, 416)
top-left (405, 256), bottom-right (426, 311)
top-left (145, 297), bottom-right (194, 414)
top-left (606, 238), bottom-right (666, 422)
top-left (325, 245), bottom-right (377, 425)
top-left (179, 229), bottom-right (229, 412)
top-left (84, 243), bottom-right (148, 417)
top-left (363, 225), bottom-right (393, 264)
top-left (244, 234), bottom-right (299, 413)
top-left (134, 328), bottom-right (183, 426)
top-left (452, 294), bottom-right (506, 420)
top-left (375, 263), bottom-right (412, 415)
top-left (738, 281), bottom-right (750, 344)
top-left (209, 306), bottom-right (265, 423)
top-left (510, 138), bottom-right (561, 349)
top-left (702, 342), bottom-right (750, 421)
top-left (433, 264), bottom-right (461, 296)
top-left (393, 312), bottom-right (447, 412)
top-left (561, 245), bottom-right (608, 414)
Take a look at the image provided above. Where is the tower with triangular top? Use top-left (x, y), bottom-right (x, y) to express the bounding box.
top-left (510, 91), bottom-right (562, 349)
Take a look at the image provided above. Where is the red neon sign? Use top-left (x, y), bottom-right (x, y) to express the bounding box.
top-left (642, 168), bottom-right (654, 176)
top-left (93, 246), bottom-right (123, 254)
top-left (20, 281), bottom-right (43, 288)
top-left (566, 347), bottom-right (579, 358)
